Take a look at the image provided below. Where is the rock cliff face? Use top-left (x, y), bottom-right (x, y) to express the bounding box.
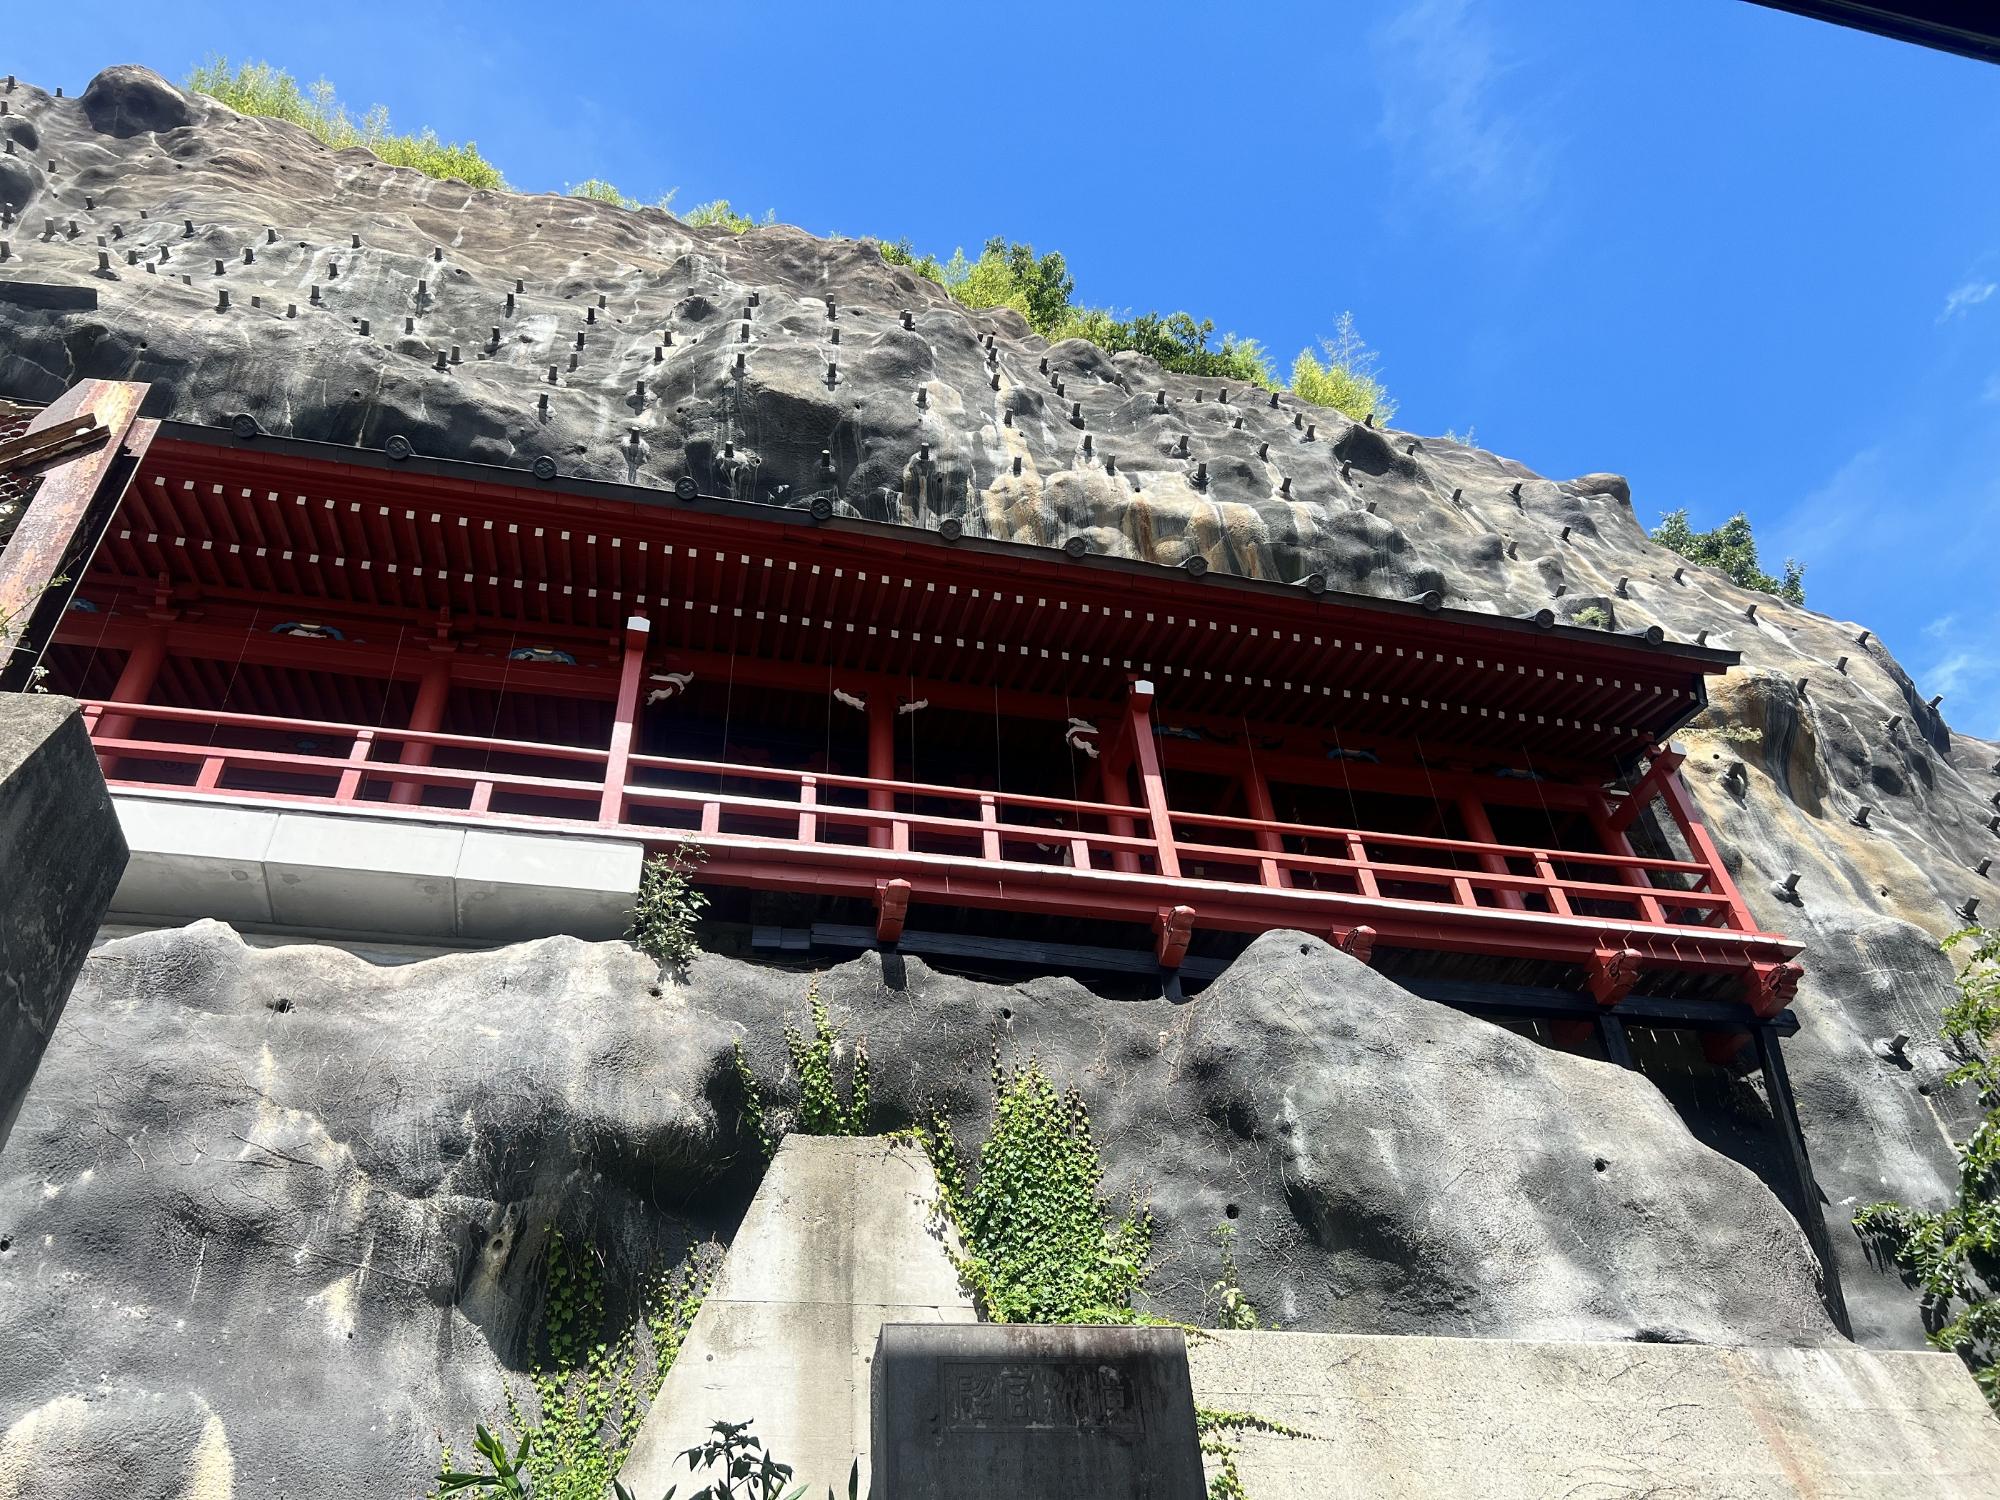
top-left (1, 924), bottom-right (1837, 1497)
top-left (0, 62), bottom-right (1995, 1488)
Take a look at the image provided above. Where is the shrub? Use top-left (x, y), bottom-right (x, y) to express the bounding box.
top-left (568, 179), bottom-right (638, 209)
top-left (1651, 509), bottom-right (1806, 606)
top-left (683, 199), bottom-right (773, 234)
top-left (1572, 605), bottom-right (1612, 629)
top-left (732, 978), bottom-right (873, 1159)
top-left (949, 238), bottom-right (1076, 336)
top-left (630, 842), bottom-right (708, 970)
top-left (1052, 308), bottom-right (1275, 387)
top-left (879, 238), bottom-right (947, 284)
top-left (186, 58), bottom-right (505, 189)
top-left (1289, 311), bottom-right (1396, 424)
top-left (914, 1050), bottom-right (1152, 1325)
top-left (1855, 926), bottom-right (2000, 1409)
top-left (1206, 1222), bottom-right (1263, 1331)
top-left (436, 1231), bottom-right (712, 1498)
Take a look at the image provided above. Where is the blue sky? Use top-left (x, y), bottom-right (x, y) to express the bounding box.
top-left (14, 2), bottom-right (2000, 732)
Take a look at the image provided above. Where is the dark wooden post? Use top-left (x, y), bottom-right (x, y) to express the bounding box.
top-left (1753, 1023), bottom-right (1853, 1339)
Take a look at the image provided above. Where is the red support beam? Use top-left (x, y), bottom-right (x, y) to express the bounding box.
top-left (599, 615), bottom-right (650, 825)
top-left (1607, 743), bottom-right (1686, 832)
top-left (1655, 758), bottom-right (1760, 935)
top-left (1126, 680), bottom-right (1180, 880)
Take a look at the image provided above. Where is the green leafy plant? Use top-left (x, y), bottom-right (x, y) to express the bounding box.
top-left (1651, 509), bottom-right (1806, 606)
top-left (912, 1047), bottom-right (1153, 1325)
top-left (1572, 605), bottom-right (1612, 630)
top-left (1854, 926), bottom-right (2000, 1409)
top-left (1289, 312), bottom-right (1396, 424)
top-left (631, 842), bottom-right (709, 970)
top-left (186, 58), bottom-right (505, 189)
top-left (732, 979), bottom-right (873, 1160)
top-left (435, 1232), bottom-right (713, 1499)
top-left (1205, 1223), bottom-right (1263, 1332)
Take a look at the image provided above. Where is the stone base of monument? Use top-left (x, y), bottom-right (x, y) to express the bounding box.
top-left (0, 696), bottom-right (127, 1156)
top-left (871, 1323), bottom-right (1207, 1500)
top-left (615, 1135), bottom-right (975, 1499)
top-left (1187, 1328), bottom-right (2000, 1498)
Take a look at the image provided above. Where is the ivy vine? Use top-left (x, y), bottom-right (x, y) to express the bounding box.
top-left (434, 1227), bottom-right (713, 1499)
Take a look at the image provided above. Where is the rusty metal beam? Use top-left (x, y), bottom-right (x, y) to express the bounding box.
top-left (0, 381), bottom-right (153, 692)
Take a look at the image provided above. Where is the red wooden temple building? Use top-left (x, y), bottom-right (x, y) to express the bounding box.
top-left (2, 382), bottom-right (1804, 1034)
top-left (1, 379), bottom-right (1845, 1328)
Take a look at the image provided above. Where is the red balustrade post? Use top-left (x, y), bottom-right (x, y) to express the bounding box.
top-left (335, 729), bottom-right (378, 803)
top-left (798, 774), bottom-right (819, 845)
top-left (1242, 757), bottom-right (1290, 889)
top-left (599, 615), bottom-right (651, 827)
top-left (389, 655), bottom-right (454, 807)
top-left (1125, 680), bottom-right (1180, 880)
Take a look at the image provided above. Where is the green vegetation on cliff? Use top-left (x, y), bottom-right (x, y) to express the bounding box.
top-left (1855, 926), bottom-right (2000, 1409)
top-left (186, 58), bottom-right (505, 189)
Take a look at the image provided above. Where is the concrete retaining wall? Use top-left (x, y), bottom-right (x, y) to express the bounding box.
top-left (1188, 1327), bottom-right (2000, 1498)
top-left (617, 1136), bottom-right (975, 1498)
top-left (107, 791), bottom-right (641, 942)
top-left (0, 696), bottom-right (126, 1155)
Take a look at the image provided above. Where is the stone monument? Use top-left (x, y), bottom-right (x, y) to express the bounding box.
top-left (0, 696), bottom-right (127, 1155)
top-left (870, 1323), bottom-right (1206, 1500)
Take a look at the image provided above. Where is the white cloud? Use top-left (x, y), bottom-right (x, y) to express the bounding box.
top-left (1371, 0), bottom-right (1555, 221)
top-left (1939, 280), bottom-right (1997, 322)
top-left (1923, 612), bottom-right (1958, 640)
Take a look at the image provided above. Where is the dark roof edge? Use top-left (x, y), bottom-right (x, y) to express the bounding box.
top-left (1744, 1), bottom-right (2000, 64)
top-left (155, 418), bottom-right (1746, 676)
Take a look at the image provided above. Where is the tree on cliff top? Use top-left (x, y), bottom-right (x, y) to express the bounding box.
top-left (1651, 509), bottom-right (1806, 606)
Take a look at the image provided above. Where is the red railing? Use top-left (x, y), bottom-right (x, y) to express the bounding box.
top-left (79, 699), bottom-right (1799, 994)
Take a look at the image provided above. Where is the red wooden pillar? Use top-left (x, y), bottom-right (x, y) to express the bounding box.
top-left (1100, 742), bottom-right (1142, 875)
top-left (598, 615), bottom-right (650, 827)
top-left (389, 656), bottom-right (453, 807)
top-left (1242, 757), bottom-right (1289, 889)
top-left (868, 690), bottom-right (896, 850)
top-left (93, 628), bottom-right (168, 771)
top-left (1457, 796), bottom-right (1525, 910)
top-left (1126, 680), bottom-right (1180, 880)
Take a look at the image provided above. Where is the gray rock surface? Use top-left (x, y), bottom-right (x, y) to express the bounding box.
top-left (1, 923), bottom-right (1842, 1497)
top-left (0, 61), bottom-right (1992, 1383)
top-left (0, 695), bottom-right (126, 1154)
